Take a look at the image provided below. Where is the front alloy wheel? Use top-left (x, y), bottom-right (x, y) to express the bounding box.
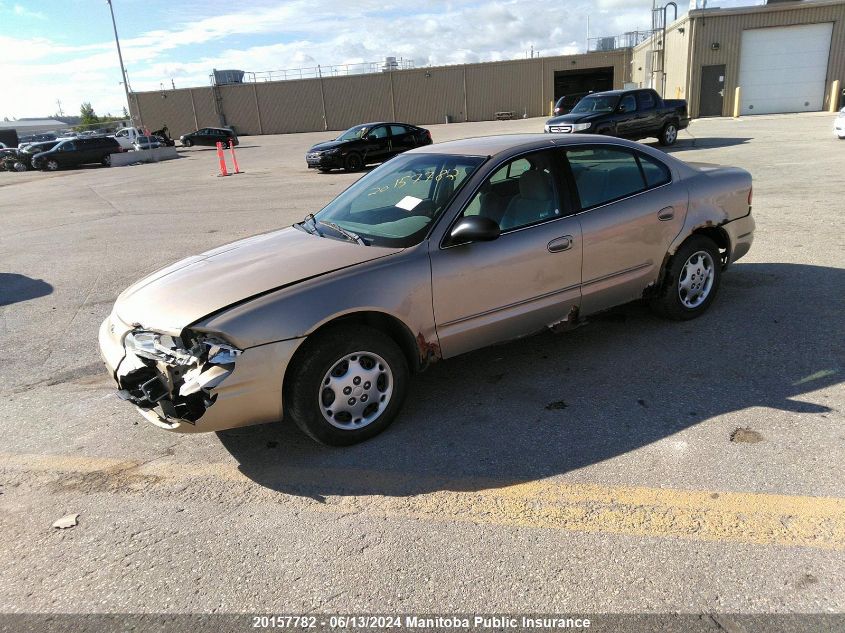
top-left (285, 325), bottom-right (409, 445)
top-left (319, 352), bottom-right (394, 429)
top-left (44, 159), bottom-right (59, 171)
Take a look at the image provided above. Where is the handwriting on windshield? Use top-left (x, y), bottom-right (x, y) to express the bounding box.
top-left (368, 169), bottom-right (458, 196)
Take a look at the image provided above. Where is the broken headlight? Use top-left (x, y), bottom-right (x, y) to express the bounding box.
top-left (119, 330), bottom-right (242, 422)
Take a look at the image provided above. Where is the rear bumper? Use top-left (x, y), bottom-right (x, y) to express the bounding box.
top-left (98, 313), bottom-right (304, 434)
top-left (724, 212), bottom-right (755, 265)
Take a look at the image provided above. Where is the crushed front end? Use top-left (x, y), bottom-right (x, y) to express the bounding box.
top-left (99, 311), bottom-right (302, 433)
top-left (115, 330), bottom-right (241, 425)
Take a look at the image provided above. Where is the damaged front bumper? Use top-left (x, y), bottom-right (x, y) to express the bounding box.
top-left (98, 312), bottom-right (303, 433)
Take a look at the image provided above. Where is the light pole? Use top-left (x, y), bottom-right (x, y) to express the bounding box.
top-left (106, 0), bottom-right (134, 126)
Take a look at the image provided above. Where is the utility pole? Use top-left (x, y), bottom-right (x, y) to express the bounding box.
top-left (55, 99), bottom-right (63, 117)
top-left (106, 0), bottom-right (133, 126)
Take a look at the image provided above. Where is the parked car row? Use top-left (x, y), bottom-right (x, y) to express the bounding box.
top-left (1, 137), bottom-right (120, 171)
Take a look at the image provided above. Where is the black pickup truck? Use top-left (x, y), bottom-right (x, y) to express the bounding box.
top-left (544, 88), bottom-right (689, 146)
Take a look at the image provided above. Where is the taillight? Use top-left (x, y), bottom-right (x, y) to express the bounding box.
top-left (425, 130), bottom-right (432, 142)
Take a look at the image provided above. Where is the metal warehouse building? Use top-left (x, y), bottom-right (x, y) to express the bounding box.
top-left (632, 0), bottom-right (845, 118)
top-left (131, 0), bottom-right (844, 137)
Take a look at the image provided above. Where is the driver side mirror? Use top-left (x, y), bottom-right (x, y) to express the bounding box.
top-left (448, 216), bottom-right (501, 246)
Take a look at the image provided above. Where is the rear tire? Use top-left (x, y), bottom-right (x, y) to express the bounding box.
top-left (344, 153), bottom-right (363, 172)
top-left (659, 122), bottom-right (679, 146)
top-left (650, 235), bottom-right (721, 320)
top-left (284, 325), bottom-right (409, 446)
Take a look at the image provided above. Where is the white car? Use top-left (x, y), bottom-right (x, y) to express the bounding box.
top-left (836, 108), bottom-right (845, 139)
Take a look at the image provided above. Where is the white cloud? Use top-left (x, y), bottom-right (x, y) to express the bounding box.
top-left (2, 0), bottom-right (662, 118)
top-left (13, 3), bottom-right (45, 19)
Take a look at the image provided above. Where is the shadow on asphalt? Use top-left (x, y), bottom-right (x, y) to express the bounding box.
top-left (647, 137), bottom-right (753, 153)
top-left (0, 273), bottom-right (53, 307)
top-left (217, 262), bottom-right (842, 498)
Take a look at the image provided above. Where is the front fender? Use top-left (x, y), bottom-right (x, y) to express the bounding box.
top-left (191, 245), bottom-right (438, 356)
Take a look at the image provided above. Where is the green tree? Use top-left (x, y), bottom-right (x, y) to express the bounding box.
top-left (80, 102), bottom-right (99, 126)
top-left (122, 106), bottom-right (129, 118)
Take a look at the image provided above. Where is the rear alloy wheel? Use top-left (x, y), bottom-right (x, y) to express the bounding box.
top-left (650, 235), bottom-right (721, 320)
top-left (101, 154), bottom-right (112, 167)
top-left (44, 159), bottom-right (59, 172)
top-left (659, 122), bottom-right (678, 146)
top-left (284, 325), bottom-right (409, 446)
top-left (344, 153), bottom-right (363, 172)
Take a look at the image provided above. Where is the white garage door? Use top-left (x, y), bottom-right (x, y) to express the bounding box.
top-left (738, 23), bottom-right (833, 115)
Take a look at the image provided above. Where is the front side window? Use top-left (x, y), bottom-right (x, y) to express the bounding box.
top-left (461, 150), bottom-right (561, 231)
top-left (313, 153), bottom-right (485, 247)
top-left (368, 126), bottom-right (388, 139)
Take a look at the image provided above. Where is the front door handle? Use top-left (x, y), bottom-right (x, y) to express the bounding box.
top-left (657, 206), bottom-right (675, 221)
top-left (548, 235), bottom-right (573, 252)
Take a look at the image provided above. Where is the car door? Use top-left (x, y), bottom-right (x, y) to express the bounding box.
top-left (565, 144), bottom-right (685, 316)
top-left (429, 149), bottom-right (583, 358)
top-left (388, 125), bottom-right (416, 155)
top-left (634, 90), bottom-right (660, 137)
top-left (614, 94), bottom-right (639, 137)
top-left (55, 140), bottom-right (77, 167)
top-left (361, 125), bottom-right (391, 163)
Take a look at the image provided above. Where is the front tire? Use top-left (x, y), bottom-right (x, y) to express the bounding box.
top-left (659, 122), bottom-right (679, 146)
top-left (182, 139), bottom-right (193, 148)
top-left (101, 154), bottom-right (112, 167)
top-left (344, 152), bottom-right (363, 172)
top-left (650, 235), bottom-right (721, 320)
top-left (284, 325), bottom-right (409, 446)
top-left (44, 159), bottom-right (59, 172)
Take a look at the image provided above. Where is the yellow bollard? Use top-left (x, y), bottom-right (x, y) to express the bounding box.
top-left (549, 100), bottom-right (554, 116)
top-left (830, 80), bottom-right (841, 112)
top-left (675, 86), bottom-right (681, 99)
top-left (733, 86), bottom-right (741, 118)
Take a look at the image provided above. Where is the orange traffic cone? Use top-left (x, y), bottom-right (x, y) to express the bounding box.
top-left (228, 139), bottom-right (242, 174)
top-left (216, 141), bottom-right (229, 177)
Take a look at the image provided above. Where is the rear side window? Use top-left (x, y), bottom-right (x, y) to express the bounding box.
top-left (637, 91), bottom-right (655, 110)
top-left (389, 125), bottom-right (408, 136)
top-left (620, 95), bottom-right (637, 112)
top-left (639, 153), bottom-right (671, 187)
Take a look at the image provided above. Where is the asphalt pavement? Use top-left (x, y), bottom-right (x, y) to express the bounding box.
top-left (0, 112), bottom-right (843, 617)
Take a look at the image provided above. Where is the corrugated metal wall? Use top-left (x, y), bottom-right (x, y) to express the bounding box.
top-left (688, 1), bottom-right (845, 117)
top-left (256, 79), bottom-right (325, 134)
top-left (132, 50), bottom-right (630, 137)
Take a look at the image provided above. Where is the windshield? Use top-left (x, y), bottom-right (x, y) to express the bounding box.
top-left (311, 153), bottom-right (486, 247)
top-left (571, 95), bottom-right (620, 114)
top-left (24, 141), bottom-right (58, 153)
top-left (336, 125), bottom-right (369, 141)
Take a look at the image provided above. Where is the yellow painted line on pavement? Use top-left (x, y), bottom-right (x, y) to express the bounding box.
top-left (2, 452), bottom-right (844, 550)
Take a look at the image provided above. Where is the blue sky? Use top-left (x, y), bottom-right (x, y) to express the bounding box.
top-left (1, 0), bottom-right (763, 120)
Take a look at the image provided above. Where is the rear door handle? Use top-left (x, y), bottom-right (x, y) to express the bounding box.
top-left (657, 206), bottom-right (675, 221)
top-left (548, 235), bottom-right (573, 252)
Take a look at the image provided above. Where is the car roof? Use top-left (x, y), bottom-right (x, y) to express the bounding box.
top-left (409, 133), bottom-right (650, 157)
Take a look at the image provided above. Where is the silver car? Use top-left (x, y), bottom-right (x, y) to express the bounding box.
top-left (99, 134), bottom-right (754, 445)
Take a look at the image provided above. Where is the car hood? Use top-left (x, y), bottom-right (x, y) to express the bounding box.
top-left (545, 112), bottom-right (607, 125)
top-left (114, 227), bottom-right (401, 335)
top-left (309, 139), bottom-right (349, 152)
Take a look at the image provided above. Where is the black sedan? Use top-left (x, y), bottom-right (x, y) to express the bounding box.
top-left (180, 127), bottom-right (238, 148)
top-left (305, 122), bottom-right (432, 172)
